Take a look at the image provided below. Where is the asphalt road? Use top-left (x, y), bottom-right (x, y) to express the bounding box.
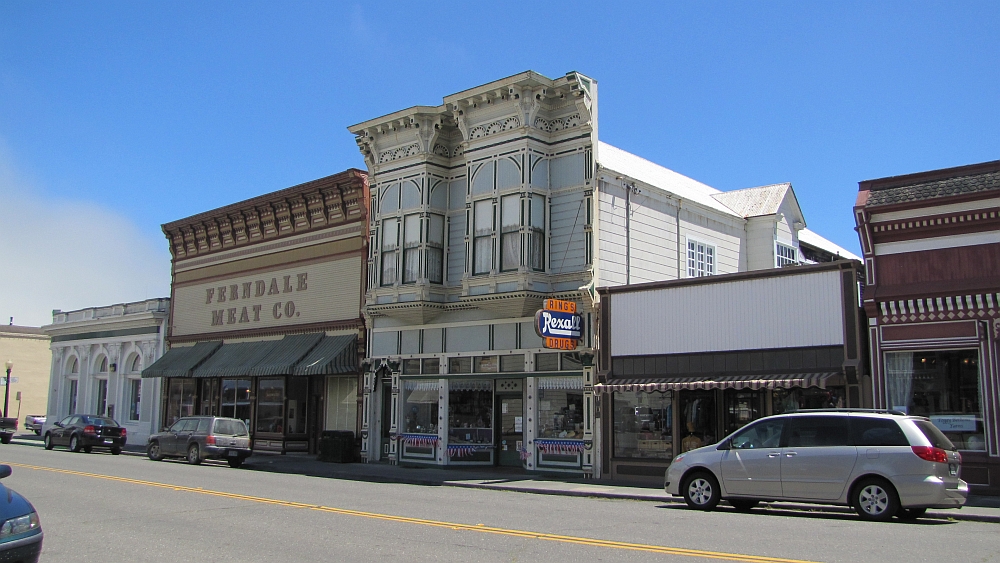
top-left (0, 440), bottom-right (997, 563)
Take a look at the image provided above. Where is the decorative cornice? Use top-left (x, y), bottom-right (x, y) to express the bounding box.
top-left (875, 293), bottom-right (1000, 325)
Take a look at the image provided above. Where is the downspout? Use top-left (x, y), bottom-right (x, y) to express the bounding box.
top-left (675, 198), bottom-right (682, 278)
top-left (624, 179), bottom-right (631, 285)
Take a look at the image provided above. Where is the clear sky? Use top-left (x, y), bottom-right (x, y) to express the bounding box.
top-left (1, 1), bottom-right (998, 327)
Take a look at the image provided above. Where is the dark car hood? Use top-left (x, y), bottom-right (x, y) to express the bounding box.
top-left (0, 483), bottom-right (35, 520)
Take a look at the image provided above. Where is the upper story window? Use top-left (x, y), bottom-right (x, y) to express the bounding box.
top-left (500, 195), bottom-right (520, 271)
top-left (129, 354), bottom-right (142, 373)
top-left (402, 214), bottom-right (421, 284)
top-left (687, 240), bottom-right (715, 277)
top-left (473, 199), bottom-right (494, 275)
top-left (427, 214), bottom-right (444, 284)
top-left (529, 195), bottom-right (545, 271)
top-left (776, 243), bottom-right (798, 267)
top-left (381, 218), bottom-right (399, 286)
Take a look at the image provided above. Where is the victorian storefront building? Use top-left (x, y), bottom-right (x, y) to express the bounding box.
top-left (349, 70), bottom-right (855, 476)
top-left (855, 160), bottom-right (1000, 495)
top-left (142, 170), bottom-right (369, 455)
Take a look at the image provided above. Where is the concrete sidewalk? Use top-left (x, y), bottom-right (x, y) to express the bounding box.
top-left (114, 441), bottom-right (1000, 524)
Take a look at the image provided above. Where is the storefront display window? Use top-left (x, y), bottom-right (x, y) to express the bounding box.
top-left (884, 350), bottom-right (985, 451)
top-left (326, 376), bottom-right (357, 432)
top-left (257, 378), bottom-right (285, 433)
top-left (286, 377), bottom-right (307, 435)
top-left (447, 380), bottom-right (492, 446)
top-left (537, 377), bottom-right (584, 439)
top-left (613, 391), bottom-right (672, 460)
top-left (402, 380), bottom-right (439, 434)
top-left (723, 389), bottom-right (763, 435)
top-left (773, 387), bottom-right (844, 415)
top-left (221, 379), bottom-right (252, 426)
top-left (165, 379), bottom-right (197, 426)
top-left (679, 390), bottom-right (716, 452)
top-left (199, 379), bottom-right (220, 416)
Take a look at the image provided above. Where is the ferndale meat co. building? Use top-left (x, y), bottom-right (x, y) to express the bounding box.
top-left (143, 169), bottom-right (369, 455)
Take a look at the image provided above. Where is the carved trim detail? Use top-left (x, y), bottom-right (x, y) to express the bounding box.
top-left (468, 116), bottom-right (520, 140)
top-left (378, 143), bottom-right (420, 164)
top-left (534, 114), bottom-right (582, 133)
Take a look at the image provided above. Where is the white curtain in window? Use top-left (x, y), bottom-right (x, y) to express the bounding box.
top-left (501, 195), bottom-right (520, 270)
top-left (426, 214), bottom-right (445, 283)
top-left (474, 200), bottom-right (493, 274)
top-left (884, 352), bottom-right (915, 413)
top-left (381, 218), bottom-right (399, 286)
top-left (403, 214), bottom-right (421, 283)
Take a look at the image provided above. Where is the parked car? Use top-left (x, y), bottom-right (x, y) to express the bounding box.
top-left (147, 416), bottom-right (252, 468)
top-left (665, 410), bottom-right (968, 521)
top-left (0, 465), bottom-right (43, 562)
top-left (43, 415), bottom-right (126, 454)
top-left (0, 418), bottom-right (16, 444)
top-left (23, 416), bottom-right (45, 436)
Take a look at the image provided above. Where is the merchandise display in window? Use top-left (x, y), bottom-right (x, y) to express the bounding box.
top-left (447, 380), bottom-right (493, 446)
top-left (679, 391), bottom-right (716, 452)
top-left (402, 380), bottom-right (439, 435)
top-left (613, 391), bottom-right (673, 460)
top-left (537, 377), bottom-right (584, 439)
top-left (884, 350), bottom-right (986, 451)
top-left (256, 378), bottom-right (285, 433)
top-left (723, 389), bottom-right (763, 435)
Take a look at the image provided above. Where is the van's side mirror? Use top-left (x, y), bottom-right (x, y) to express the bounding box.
top-left (717, 438), bottom-right (731, 451)
top-left (0, 465), bottom-right (11, 479)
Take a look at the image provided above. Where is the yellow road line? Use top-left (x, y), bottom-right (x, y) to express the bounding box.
top-left (7, 462), bottom-right (819, 563)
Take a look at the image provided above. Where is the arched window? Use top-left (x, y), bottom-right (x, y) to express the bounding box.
top-left (67, 357), bottom-right (79, 375)
top-left (130, 354), bottom-right (141, 373)
top-left (98, 356), bottom-right (108, 373)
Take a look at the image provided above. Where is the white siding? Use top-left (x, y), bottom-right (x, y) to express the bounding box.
top-left (597, 181), bottom-right (627, 286)
top-left (610, 269), bottom-right (845, 356)
top-left (746, 217), bottom-right (775, 271)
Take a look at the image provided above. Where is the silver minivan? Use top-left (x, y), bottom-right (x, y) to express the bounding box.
top-left (664, 410), bottom-right (968, 521)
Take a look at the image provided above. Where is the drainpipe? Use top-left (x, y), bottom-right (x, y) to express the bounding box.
top-left (621, 178), bottom-right (639, 285)
top-left (675, 199), bottom-right (682, 279)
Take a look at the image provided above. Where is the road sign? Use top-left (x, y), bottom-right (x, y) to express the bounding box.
top-left (0, 377), bottom-right (18, 386)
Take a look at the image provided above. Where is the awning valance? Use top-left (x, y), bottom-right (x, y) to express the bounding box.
top-left (141, 341), bottom-right (222, 378)
top-left (292, 334), bottom-right (357, 376)
top-left (594, 372), bottom-right (844, 394)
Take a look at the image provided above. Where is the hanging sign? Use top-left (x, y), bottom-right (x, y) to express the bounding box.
top-left (535, 298), bottom-right (582, 350)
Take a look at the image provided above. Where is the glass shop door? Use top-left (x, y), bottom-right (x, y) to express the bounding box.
top-left (496, 393), bottom-right (524, 467)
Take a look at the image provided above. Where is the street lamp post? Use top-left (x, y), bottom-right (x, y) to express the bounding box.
top-left (3, 360), bottom-right (11, 419)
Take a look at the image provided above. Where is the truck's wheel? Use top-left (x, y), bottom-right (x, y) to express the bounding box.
top-left (0, 434), bottom-right (11, 445)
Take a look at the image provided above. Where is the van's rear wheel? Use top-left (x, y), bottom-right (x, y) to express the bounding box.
top-left (729, 499), bottom-right (759, 512)
top-left (897, 507), bottom-right (927, 520)
top-left (682, 472), bottom-right (720, 511)
top-left (227, 458), bottom-right (244, 469)
top-left (853, 477), bottom-right (899, 522)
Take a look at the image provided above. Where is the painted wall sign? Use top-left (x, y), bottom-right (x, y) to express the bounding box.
top-left (535, 299), bottom-right (582, 350)
top-left (171, 257), bottom-right (361, 337)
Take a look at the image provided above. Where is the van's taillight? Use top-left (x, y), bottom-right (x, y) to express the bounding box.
top-left (912, 446), bottom-right (949, 463)
top-left (83, 425), bottom-right (96, 435)
top-left (120, 428), bottom-right (126, 437)
top-left (205, 435), bottom-right (216, 445)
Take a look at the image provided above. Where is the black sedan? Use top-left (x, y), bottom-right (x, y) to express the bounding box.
top-left (0, 465), bottom-right (43, 563)
top-left (43, 415), bottom-right (126, 454)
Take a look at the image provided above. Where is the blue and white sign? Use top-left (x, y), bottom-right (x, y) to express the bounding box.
top-left (535, 310), bottom-right (583, 340)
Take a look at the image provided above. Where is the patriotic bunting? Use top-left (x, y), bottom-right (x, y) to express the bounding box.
top-left (535, 439), bottom-right (585, 455)
top-left (447, 445), bottom-right (487, 458)
top-left (401, 434), bottom-right (439, 448)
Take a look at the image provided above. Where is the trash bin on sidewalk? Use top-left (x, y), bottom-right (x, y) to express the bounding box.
top-left (318, 431), bottom-right (355, 463)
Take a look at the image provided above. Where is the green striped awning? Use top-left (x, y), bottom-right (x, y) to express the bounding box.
top-left (191, 339), bottom-right (283, 378)
top-left (249, 333), bottom-right (325, 377)
top-left (141, 341), bottom-right (222, 378)
top-left (292, 335), bottom-right (357, 376)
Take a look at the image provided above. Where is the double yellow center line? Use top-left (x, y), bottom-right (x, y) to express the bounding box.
top-left (8, 462), bottom-right (818, 563)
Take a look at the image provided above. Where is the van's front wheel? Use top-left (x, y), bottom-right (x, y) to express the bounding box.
top-left (682, 472), bottom-right (720, 511)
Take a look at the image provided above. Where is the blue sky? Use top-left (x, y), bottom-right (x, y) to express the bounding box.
top-left (1, 1), bottom-right (998, 326)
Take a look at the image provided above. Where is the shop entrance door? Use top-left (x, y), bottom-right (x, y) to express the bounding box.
top-left (496, 392), bottom-right (523, 467)
top-left (379, 377), bottom-right (392, 461)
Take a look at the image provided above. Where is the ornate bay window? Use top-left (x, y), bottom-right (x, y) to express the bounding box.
top-left (380, 218), bottom-right (399, 286)
top-left (473, 199), bottom-right (494, 275)
top-left (529, 195), bottom-right (545, 271)
top-left (501, 194), bottom-right (520, 271)
top-left (402, 214), bottom-right (421, 284)
top-left (427, 214), bottom-right (445, 283)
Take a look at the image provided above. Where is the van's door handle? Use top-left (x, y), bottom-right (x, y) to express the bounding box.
top-left (767, 453), bottom-right (779, 458)
top-left (785, 452), bottom-right (797, 457)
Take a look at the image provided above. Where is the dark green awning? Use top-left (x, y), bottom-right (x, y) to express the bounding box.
top-left (249, 333), bottom-right (325, 377)
top-left (191, 339), bottom-right (282, 378)
top-left (141, 341), bottom-right (222, 378)
top-left (293, 335), bottom-right (357, 376)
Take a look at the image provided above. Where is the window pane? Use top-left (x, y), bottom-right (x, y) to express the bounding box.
top-left (381, 219), bottom-right (398, 251)
top-left (500, 354), bottom-right (524, 372)
top-left (129, 380), bottom-right (141, 421)
top-left (538, 390), bottom-right (584, 439)
top-left (501, 195), bottom-right (520, 231)
top-left (535, 353), bottom-right (559, 371)
top-left (731, 419), bottom-right (784, 449)
top-left (785, 416), bottom-right (849, 447)
top-left (884, 350), bottom-right (984, 451)
top-left (403, 248), bottom-right (420, 283)
top-left (403, 214), bottom-right (420, 246)
top-left (256, 378), bottom-right (285, 433)
top-left (421, 358), bottom-right (440, 374)
top-left (428, 214), bottom-right (445, 246)
top-left (448, 380), bottom-right (493, 445)
top-left (474, 200), bottom-right (493, 235)
top-left (426, 248), bottom-right (443, 283)
top-left (402, 359), bottom-right (421, 375)
top-left (381, 250), bottom-right (397, 286)
top-left (449, 357), bottom-right (472, 374)
top-left (501, 232), bottom-right (519, 270)
top-left (402, 381), bottom-right (439, 434)
top-left (850, 417), bottom-right (909, 447)
top-left (530, 196), bottom-right (545, 229)
top-left (612, 391), bottom-right (673, 460)
top-left (528, 230), bottom-right (544, 271)
top-left (474, 236), bottom-right (492, 275)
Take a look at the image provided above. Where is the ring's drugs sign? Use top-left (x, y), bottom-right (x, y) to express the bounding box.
top-left (535, 299), bottom-right (582, 350)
